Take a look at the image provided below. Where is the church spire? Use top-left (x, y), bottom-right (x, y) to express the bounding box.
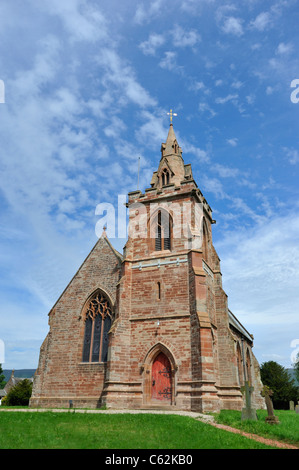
top-left (161, 122), bottom-right (181, 159)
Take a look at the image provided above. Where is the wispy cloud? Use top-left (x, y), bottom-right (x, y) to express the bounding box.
top-left (159, 51), bottom-right (177, 70)
top-left (215, 93), bottom-right (238, 104)
top-left (249, 11), bottom-right (272, 31)
top-left (139, 33), bottom-right (165, 56)
top-left (97, 48), bottom-right (157, 108)
top-left (283, 147), bottom-right (299, 165)
top-left (134, 0), bottom-right (163, 24)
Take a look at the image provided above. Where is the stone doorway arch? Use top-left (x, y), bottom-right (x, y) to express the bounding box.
top-left (142, 343), bottom-right (177, 406)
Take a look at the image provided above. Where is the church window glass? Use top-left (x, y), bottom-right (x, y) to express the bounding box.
top-left (82, 291), bottom-right (113, 363)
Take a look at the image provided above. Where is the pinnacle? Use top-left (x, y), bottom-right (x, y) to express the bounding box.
top-left (164, 123), bottom-right (179, 156)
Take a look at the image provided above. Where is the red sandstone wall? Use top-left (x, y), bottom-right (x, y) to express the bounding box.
top-left (30, 236), bottom-right (122, 408)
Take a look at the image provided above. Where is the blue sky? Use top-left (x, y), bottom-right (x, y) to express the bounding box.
top-left (0, 0), bottom-right (298, 370)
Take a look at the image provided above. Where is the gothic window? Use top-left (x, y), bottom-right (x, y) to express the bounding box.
top-left (246, 350), bottom-right (252, 385)
top-left (202, 219), bottom-right (210, 263)
top-left (237, 343), bottom-right (243, 385)
top-left (161, 168), bottom-right (170, 186)
top-left (82, 291), bottom-right (113, 363)
top-left (154, 210), bottom-right (171, 251)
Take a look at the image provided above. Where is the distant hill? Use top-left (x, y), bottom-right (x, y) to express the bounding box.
top-left (3, 369), bottom-right (36, 384)
top-left (287, 368), bottom-right (299, 386)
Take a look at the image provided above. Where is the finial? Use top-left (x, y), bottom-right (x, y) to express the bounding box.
top-left (102, 225), bottom-right (107, 238)
top-left (167, 109), bottom-right (177, 125)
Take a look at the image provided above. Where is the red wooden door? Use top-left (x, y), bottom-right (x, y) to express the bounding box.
top-left (151, 352), bottom-right (172, 402)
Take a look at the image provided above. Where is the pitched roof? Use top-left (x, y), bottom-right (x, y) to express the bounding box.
top-left (48, 234), bottom-right (123, 315)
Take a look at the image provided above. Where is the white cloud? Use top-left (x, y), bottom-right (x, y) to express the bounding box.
top-left (276, 42), bottom-right (293, 55)
top-left (250, 11), bottom-right (271, 31)
top-left (215, 93), bottom-right (238, 104)
top-left (231, 80), bottom-right (243, 89)
top-left (246, 94), bottom-right (255, 104)
top-left (217, 212), bottom-right (299, 347)
top-left (191, 81), bottom-right (206, 92)
top-left (226, 138), bottom-right (238, 147)
top-left (159, 51), bottom-right (177, 70)
top-left (97, 48), bottom-right (157, 108)
top-left (135, 110), bottom-right (167, 149)
top-left (283, 147), bottom-right (299, 165)
top-left (214, 163), bottom-right (239, 177)
top-left (183, 143), bottom-right (210, 163)
top-left (201, 176), bottom-right (228, 199)
top-left (35, 0), bottom-right (109, 43)
top-left (134, 0), bottom-right (163, 25)
top-left (221, 16), bottom-right (244, 36)
top-left (139, 33), bottom-right (165, 56)
top-left (172, 25), bottom-right (201, 48)
top-left (198, 101), bottom-right (217, 118)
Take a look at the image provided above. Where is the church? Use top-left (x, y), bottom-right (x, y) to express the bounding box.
top-left (30, 122), bottom-right (265, 412)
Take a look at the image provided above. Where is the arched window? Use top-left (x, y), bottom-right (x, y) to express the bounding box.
top-left (202, 219), bottom-right (210, 262)
top-left (82, 291), bottom-right (113, 363)
top-left (161, 169), bottom-right (170, 186)
top-left (154, 210), bottom-right (171, 251)
top-left (246, 350), bottom-right (252, 385)
top-left (236, 343), bottom-right (243, 385)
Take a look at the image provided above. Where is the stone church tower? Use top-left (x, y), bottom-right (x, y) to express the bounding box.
top-left (30, 123), bottom-right (264, 411)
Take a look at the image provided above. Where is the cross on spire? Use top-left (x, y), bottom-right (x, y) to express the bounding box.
top-left (167, 109), bottom-right (177, 124)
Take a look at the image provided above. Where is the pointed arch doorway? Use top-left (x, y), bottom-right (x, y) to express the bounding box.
top-left (143, 344), bottom-right (176, 407)
top-left (151, 352), bottom-right (172, 403)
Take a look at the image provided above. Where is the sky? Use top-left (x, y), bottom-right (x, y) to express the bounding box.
top-left (0, 0), bottom-right (298, 371)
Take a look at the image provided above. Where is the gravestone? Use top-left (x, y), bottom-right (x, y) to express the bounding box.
top-left (241, 381), bottom-right (257, 421)
top-left (296, 404), bottom-right (299, 414)
top-left (261, 385), bottom-right (279, 424)
top-left (289, 400), bottom-right (294, 411)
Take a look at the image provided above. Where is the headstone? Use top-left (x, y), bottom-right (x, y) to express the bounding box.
top-left (289, 400), bottom-right (295, 411)
top-left (241, 381), bottom-right (257, 421)
top-left (261, 385), bottom-right (279, 424)
top-left (296, 404), bottom-right (299, 414)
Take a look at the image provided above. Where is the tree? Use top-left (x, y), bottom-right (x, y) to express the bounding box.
top-left (260, 361), bottom-right (299, 409)
top-left (4, 379), bottom-right (33, 406)
top-left (0, 364), bottom-right (6, 389)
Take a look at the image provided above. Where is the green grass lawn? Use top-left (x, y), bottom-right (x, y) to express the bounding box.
top-left (215, 409), bottom-right (299, 447)
top-left (0, 411), bottom-right (278, 449)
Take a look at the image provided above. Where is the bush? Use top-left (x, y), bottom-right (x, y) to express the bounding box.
top-left (4, 379), bottom-right (33, 406)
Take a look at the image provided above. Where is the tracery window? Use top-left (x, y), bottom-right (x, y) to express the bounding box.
top-left (82, 291), bottom-right (113, 363)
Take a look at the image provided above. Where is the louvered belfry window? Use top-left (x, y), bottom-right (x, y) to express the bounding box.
top-left (161, 169), bottom-right (170, 186)
top-left (155, 210), bottom-right (171, 251)
top-left (82, 291), bottom-right (112, 363)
